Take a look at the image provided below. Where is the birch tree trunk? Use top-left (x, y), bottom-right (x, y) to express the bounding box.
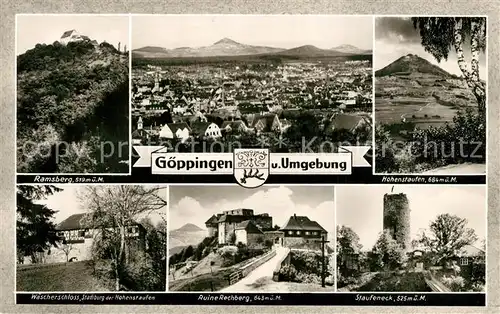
top-left (114, 247), bottom-right (120, 291)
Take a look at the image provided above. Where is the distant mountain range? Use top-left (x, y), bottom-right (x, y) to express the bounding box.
top-left (331, 44), bottom-right (372, 55)
top-left (169, 223), bottom-right (206, 256)
top-left (375, 54), bottom-right (454, 78)
top-left (133, 38), bottom-right (371, 59)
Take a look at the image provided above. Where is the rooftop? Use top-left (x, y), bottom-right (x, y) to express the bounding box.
top-left (281, 214), bottom-right (326, 232)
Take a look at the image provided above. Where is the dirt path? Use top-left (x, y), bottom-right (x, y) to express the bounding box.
top-left (400, 101), bottom-right (432, 121)
top-left (221, 246), bottom-right (289, 292)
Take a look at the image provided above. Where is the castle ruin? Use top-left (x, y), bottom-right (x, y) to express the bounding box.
top-left (383, 192), bottom-right (411, 251)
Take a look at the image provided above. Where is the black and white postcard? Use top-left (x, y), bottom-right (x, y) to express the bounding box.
top-left (5, 10), bottom-right (494, 310)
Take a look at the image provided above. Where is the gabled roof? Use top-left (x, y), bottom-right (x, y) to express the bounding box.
top-left (281, 215), bottom-right (326, 232)
top-left (457, 244), bottom-right (485, 257)
top-left (56, 213), bottom-right (90, 231)
top-left (132, 128), bottom-right (149, 139)
top-left (250, 114), bottom-right (279, 131)
top-left (168, 122), bottom-right (191, 133)
top-left (221, 120), bottom-right (247, 130)
top-left (205, 214), bottom-right (219, 225)
top-left (328, 114), bottom-right (366, 132)
top-left (235, 220), bottom-right (263, 234)
top-left (191, 122), bottom-right (216, 136)
top-left (61, 29), bottom-right (77, 39)
top-left (56, 213), bottom-right (141, 231)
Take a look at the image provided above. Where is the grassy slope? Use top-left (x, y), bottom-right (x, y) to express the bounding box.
top-left (348, 271), bottom-right (432, 292)
top-left (17, 261), bottom-right (113, 292)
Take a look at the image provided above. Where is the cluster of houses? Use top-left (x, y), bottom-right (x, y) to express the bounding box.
top-left (19, 213), bottom-right (146, 265)
top-left (131, 61), bottom-right (372, 145)
top-left (205, 208), bottom-right (328, 251)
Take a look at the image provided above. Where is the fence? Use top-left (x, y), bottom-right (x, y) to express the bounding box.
top-left (227, 270), bottom-right (243, 285)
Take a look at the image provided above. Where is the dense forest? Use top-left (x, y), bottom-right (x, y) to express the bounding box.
top-left (17, 40), bottom-right (129, 173)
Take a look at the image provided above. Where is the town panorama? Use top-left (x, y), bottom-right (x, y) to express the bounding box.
top-left (131, 18), bottom-right (373, 154)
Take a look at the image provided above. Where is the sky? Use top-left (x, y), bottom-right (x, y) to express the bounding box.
top-left (336, 185), bottom-right (486, 250)
top-left (169, 185), bottom-right (335, 239)
top-left (31, 185), bottom-right (167, 226)
top-left (375, 17), bottom-right (487, 80)
top-left (132, 15), bottom-right (373, 50)
top-left (16, 15), bottom-right (129, 55)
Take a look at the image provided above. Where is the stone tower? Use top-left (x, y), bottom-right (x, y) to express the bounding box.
top-left (383, 192), bottom-right (411, 251)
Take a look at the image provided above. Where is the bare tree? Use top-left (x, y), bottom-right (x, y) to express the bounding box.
top-left (80, 185), bottom-right (167, 291)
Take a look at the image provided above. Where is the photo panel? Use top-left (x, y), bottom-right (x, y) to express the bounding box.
top-left (374, 16), bottom-right (487, 175)
top-left (336, 185), bottom-right (486, 293)
top-left (168, 185), bottom-right (335, 292)
top-left (16, 14), bottom-right (131, 175)
top-left (16, 184), bottom-right (167, 292)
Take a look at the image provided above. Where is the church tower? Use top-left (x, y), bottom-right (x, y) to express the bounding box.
top-left (137, 116), bottom-right (143, 130)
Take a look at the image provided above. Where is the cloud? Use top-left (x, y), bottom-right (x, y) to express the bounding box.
top-left (375, 17), bottom-right (419, 44)
top-left (375, 17), bottom-right (487, 79)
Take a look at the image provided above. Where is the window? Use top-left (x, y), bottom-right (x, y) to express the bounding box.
top-left (460, 257), bottom-right (469, 266)
top-left (78, 230), bottom-right (85, 237)
top-left (296, 231), bottom-right (301, 235)
top-left (288, 231), bottom-right (293, 235)
top-left (313, 231), bottom-right (318, 235)
top-left (305, 231), bottom-right (310, 235)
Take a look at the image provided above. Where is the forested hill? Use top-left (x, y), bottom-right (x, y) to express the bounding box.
top-left (17, 40), bottom-right (129, 173)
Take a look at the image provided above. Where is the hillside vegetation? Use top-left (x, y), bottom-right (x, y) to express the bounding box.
top-left (17, 40), bottom-right (129, 173)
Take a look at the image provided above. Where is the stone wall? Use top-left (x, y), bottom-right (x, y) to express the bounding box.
top-left (240, 249), bottom-right (277, 277)
top-left (253, 216), bottom-right (272, 230)
top-left (207, 226), bottom-right (217, 237)
top-left (272, 249), bottom-right (291, 281)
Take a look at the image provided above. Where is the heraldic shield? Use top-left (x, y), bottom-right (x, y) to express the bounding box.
top-left (234, 148), bottom-right (270, 188)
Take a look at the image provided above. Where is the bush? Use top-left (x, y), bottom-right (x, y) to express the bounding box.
top-left (411, 109), bottom-right (486, 166)
top-left (290, 251), bottom-right (323, 276)
top-left (295, 272), bottom-right (321, 284)
top-left (470, 282), bottom-right (485, 292)
top-left (264, 239), bottom-right (273, 249)
top-left (218, 245), bottom-right (238, 267)
top-left (325, 275), bottom-right (335, 286)
top-left (278, 264), bottom-right (297, 282)
top-left (376, 108), bottom-right (486, 173)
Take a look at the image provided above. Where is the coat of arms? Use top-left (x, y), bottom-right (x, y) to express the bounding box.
top-left (234, 149), bottom-right (270, 188)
